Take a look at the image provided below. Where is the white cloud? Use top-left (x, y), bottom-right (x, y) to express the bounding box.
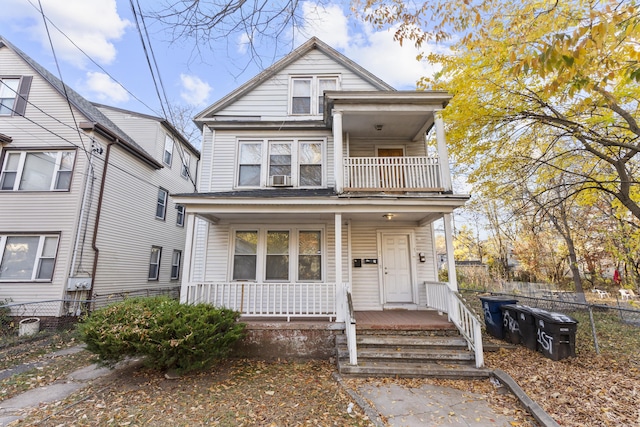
top-left (179, 74), bottom-right (212, 107)
top-left (293, 2), bottom-right (439, 89)
top-left (0, 0), bottom-right (130, 67)
top-left (83, 71), bottom-right (129, 103)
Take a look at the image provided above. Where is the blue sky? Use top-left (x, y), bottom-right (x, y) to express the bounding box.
top-left (0, 0), bottom-right (440, 123)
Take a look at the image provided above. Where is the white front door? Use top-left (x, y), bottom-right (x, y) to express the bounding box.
top-left (382, 233), bottom-right (413, 303)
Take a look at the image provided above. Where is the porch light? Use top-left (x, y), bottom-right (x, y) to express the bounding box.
top-left (375, 124), bottom-right (383, 131)
top-left (383, 213), bottom-right (394, 220)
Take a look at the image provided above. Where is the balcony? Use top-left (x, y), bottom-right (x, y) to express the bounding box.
top-left (343, 156), bottom-right (443, 192)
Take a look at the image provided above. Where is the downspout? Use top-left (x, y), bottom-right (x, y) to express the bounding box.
top-left (88, 140), bottom-right (114, 301)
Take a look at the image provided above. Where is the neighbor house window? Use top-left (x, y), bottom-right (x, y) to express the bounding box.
top-left (176, 204), bottom-right (185, 226)
top-left (156, 188), bottom-right (168, 219)
top-left (0, 234), bottom-right (59, 281)
top-left (290, 76), bottom-right (339, 115)
top-left (148, 246), bottom-right (161, 280)
top-left (232, 231), bottom-right (258, 280)
top-left (171, 250), bottom-right (181, 280)
top-left (163, 135), bottom-right (173, 166)
top-left (298, 231), bottom-right (321, 281)
top-left (0, 78), bottom-right (19, 115)
top-left (0, 76), bottom-right (32, 116)
top-left (231, 227), bottom-right (323, 282)
top-left (181, 151), bottom-right (191, 179)
top-left (0, 150), bottom-right (75, 191)
top-left (238, 142), bottom-right (262, 187)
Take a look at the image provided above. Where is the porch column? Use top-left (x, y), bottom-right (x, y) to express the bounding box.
top-left (335, 213), bottom-right (344, 322)
top-left (333, 110), bottom-right (344, 194)
top-left (180, 212), bottom-right (197, 303)
top-left (434, 110), bottom-right (452, 192)
top-left (443, 213), bottom-right (458, 292)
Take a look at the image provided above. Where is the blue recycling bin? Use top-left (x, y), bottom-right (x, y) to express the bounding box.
top-left (479, 296), bottom-right (518, 339)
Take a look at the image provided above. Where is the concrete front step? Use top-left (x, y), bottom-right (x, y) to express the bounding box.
top-left (336, 346), bottom-right (474, 363)
top-left (336, 334), bottom-right (468, 348)
top-left (337, 360), bottom-right (491, 379)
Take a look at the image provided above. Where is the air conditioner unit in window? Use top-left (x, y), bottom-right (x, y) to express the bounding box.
top-left (270, 175), bottom-right (292, 187)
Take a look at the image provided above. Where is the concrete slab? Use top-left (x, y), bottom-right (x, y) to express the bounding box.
top-left (0, 382), bottom-right (82, 411)
top-left (68, 364), bottom-right (113, 381)
top-left (358, 382), bottom-right (517, 427)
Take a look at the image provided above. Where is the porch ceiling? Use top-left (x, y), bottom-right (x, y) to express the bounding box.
top-left (195, 210), bottom-right (444, 225)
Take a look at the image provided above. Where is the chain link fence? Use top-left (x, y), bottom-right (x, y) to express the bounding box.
top-left (461, 286), bottom-right (640, 355)
top-left (0, 286), bottom-right (180, 337)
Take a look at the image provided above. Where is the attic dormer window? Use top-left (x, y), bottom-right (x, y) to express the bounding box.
top-left (289, 76), bottom-right (338, 116)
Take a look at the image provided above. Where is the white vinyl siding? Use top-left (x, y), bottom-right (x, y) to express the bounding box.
top-left (0, 234), bottom-right (59, 281)
top-left (210, 50), bottom-right (379, 120)
top-left (1, 150), bottom-right (76, 191)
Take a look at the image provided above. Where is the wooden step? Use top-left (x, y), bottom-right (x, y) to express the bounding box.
top-left (336, 346), bottom-right (474, 363)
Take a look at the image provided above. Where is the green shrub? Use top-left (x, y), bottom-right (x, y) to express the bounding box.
top-left (78, 297), bottom-right (245, 374)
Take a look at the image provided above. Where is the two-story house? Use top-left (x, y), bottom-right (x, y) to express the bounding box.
top-left (0, 36), bottom-right (199, 322)
top-left (174, 38), bottom-right (484, 375)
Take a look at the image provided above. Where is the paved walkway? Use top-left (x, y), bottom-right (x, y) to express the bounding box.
top-left (356, 381), bottom-right (519, 427)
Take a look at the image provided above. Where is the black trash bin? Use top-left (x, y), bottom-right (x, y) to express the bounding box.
top-left (479, 296), bottom-right (518, 339)
top-left (500, 304), bottom-right (521, 344)
top-left (513, 305), bottom-right (543, 351)
top-left (534, 310), bottom-right (579, 360)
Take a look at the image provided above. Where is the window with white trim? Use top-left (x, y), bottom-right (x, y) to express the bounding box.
top-left (176, 204), bottom-right (185, 227)
top-left (236, 139), bottom-right (324, 188)
top-left (0, 150), bottom-right (75, 191)
top-left (171, 250), bottom-right (181, 280)
top-left (181, 150), bottom-right (191, 179)
top-left (0, 78), bottom-right (19, 115)
top-left (156, 188), bottom-right (168, 220)
top-left (163, 135), bottom-right (173, 166)
top-left (231, 227), bottom-right (323, 282)
top-left (0, 234), bottom-right (59, 281)
top-left (148, 246), bottom-right (161, 280)
top-left (238, 141), bottom-right (262, 187)
top-left (289, 76), bottom-right (339, 116)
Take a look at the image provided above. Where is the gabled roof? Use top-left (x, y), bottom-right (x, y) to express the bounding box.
top-left (92, 103), bottom-right (200, 159)
top-left (195, 37), bottom-right (395, 121)
top-left (0, 35), bottom-right (161, 169)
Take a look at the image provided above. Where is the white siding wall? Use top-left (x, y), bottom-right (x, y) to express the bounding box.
top-left (0, 46), bottom-right (99, 305)
top-left (215, 50), bottom-right (380, 119)
top-left (347, 138), bottom-right (428, 157)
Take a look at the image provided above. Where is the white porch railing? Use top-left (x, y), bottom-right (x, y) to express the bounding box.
top-left (343, 284), bottom-right (357, 365)
top-left (184, 282), bottom-right (336, 322)
top-left (425, 281), bottom-right (484, 368)
top-left (343, 156), bottom-right (442, 191)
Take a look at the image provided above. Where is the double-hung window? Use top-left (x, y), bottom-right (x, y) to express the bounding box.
top-left (0, 234), bottom-right (59, 281)
top-left (163, 135), bottom-right (173, 166)
top-left (156, 188), bottom-right (168, 220)
top-left (290, 76), bottom-right (338, 116)
top-left (237, 139), bottom-right (324, 188)
top-left (148, 246), bottom-right (161, 280)
top-left (0, 150), bottom-right (75, 191)
top-left (181, 151), bottom-right (191, 179)
top-left (231, 228), bottom-right (323, 282)
top-left (238, 141), bottom-right (262, 187)
top-left (171, 250), bottom-right (181, 280)
top-left (176, 204), bottom-right (185, 227)
top-left (0, 78), bottom-right (20, 115)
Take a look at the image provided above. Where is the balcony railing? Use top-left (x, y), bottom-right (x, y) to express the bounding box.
top-left (343, 156), bottom-right (443, 192)
top-left (184, 282), bottom-right (336, 321)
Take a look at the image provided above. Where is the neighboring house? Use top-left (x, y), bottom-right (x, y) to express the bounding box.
top-left (174, 37), bottom-right (477, 367)
top-left (0, 36), bottom-right (199, 320)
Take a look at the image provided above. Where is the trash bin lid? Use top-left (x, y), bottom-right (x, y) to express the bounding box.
top-left (500, 303), bottom-right (520, 311)
top-left (479, 296), bottom-right (518, 303)
top-left (534, 310), bottom-right (578, 324)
